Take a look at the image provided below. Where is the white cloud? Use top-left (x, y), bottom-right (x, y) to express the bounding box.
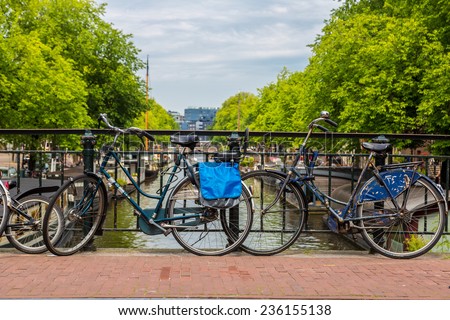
top-left (96, 0), bottom-right (341, 111)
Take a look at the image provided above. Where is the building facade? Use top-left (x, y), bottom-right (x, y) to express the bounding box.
top-left (169, 107), bottom-right (218, 130)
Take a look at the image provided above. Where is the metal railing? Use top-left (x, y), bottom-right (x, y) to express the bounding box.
top-left (0, 129), bottom-right (448, 245)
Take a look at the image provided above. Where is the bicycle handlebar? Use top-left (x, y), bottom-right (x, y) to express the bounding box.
top-left (126, 127), bottom-right (155, 141)
top-left (98, 113), bottom-right (155, 141)
top-left (308, 111), bottom-right (338, 132)
top-left (315, 124), bottom-right (329, 132)
top-left (324, 118), bottom-right (338, 127)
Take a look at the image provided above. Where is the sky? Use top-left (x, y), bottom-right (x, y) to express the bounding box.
top-left (95, 0), bottom-right (342, 113)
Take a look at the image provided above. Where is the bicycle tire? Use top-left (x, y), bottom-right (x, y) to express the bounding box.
top-left (240, 170), bottom-right (308, 255)
top-left (0, 184), bottom-right (9, 236)
top-left (358, 175), bottom-right (446, 259)
top-left (6, 195), bottom-right (64, 254)
top-left (166, 175), bottom-right (253, 256)
top-left (42, 174), bottom-right (108, 256)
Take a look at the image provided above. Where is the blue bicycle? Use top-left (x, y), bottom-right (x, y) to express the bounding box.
top-left (241, 111), bottom-right (448, 258)
top-left (42, 114), bottom-right (253, 256)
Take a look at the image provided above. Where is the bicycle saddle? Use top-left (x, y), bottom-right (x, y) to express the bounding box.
top-left (170, 134), bottom-right (199, 149)
top-left (362, 142), bottom-right (391, 153)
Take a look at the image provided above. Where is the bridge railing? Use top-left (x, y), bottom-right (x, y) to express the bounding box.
top-left (0, 129), bottom-right (448, 242)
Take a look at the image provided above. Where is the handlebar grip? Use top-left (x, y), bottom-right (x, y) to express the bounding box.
top-left (98, 113), bottom-right (108, 123)
top-left (98, 114), bottom-right (106, 128)
top-left (143, 131), bottom-right (155, 141)
top-left (127, 127), bottom-right (155, 141)
top-left (98, 113), bottom-right (114, 128)
top-left (324, 118), bottom-right (338, 127)
top-left (315, 124), bottom-right (329, 132)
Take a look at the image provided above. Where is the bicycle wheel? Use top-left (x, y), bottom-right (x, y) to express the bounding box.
top-left (166, 176), bottom-right (253, 256)
top-left (358, 176), bottom-right (446, 259)
top-left (240, 170), bottom-right (307, 255)
top-left (6, 195), bottom-right (64, 254)
top-left (0, 185), bottom-right (9, 236)
top-left (42, 174), bottom-right (108, 256)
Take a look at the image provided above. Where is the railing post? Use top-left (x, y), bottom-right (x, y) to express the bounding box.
top-left (80, 130), bottom-right (98, 251)
top-left (81, 130), bottom-right (96, 173)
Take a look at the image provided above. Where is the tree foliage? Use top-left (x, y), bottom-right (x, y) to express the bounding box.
top-left (133, 99), bottom-right (179, 131)
top-left (305, 13), bottom-right (449, 135)
top-left (313, 0), bottom-right (450, 136)
top-left (251, 69), bottom-right (307, 132)
top-left (214, 0), bottom-right (450, 153)
top-left (212, 92), bottom-right (258, 131)
top-left (0, 0), bottom-right (173, 132)
top-left (0, 1), bottom-right (90, 129)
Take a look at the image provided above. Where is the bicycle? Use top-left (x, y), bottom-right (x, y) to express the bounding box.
top-left (42, 114), bottom-right (253, 256)
top-left (241, 111), bottom-right (447, 258)
top-left (0, 179), bottom-right (63, 254)
top-left (0, 180), bottom-right (10, 237)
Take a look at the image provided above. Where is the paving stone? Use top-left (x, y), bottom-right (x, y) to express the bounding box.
top-left (0, 250), bottom-right (448, 299)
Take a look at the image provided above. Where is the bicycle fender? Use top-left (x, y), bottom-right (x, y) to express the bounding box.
top-left (418, 174), bottom-right (448, 214)
top-left (358, 169), bottom-right (421, 203)
top-left (14, 186), bottom-right (60, 201)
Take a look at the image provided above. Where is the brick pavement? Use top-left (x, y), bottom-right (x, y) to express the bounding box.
top-left (0, 249), bottom-right (449, 299)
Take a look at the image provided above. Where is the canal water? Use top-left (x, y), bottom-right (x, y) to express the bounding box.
top-left (95, 175), bottom-right (363, 252)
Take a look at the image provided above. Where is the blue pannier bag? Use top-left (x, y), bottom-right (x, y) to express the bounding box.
top-left (198, 162), bottom-right (242, 209)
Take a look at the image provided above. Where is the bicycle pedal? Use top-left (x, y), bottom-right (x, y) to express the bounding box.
top-left (163, 229), bottom-right (172, 236)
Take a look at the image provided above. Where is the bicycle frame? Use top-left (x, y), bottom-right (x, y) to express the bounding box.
top-left (0, 180), bottom-right (12, 209)
top-left (6, 199), bottom-right (40, 230)
top-left (291, 151), bottom-right (418, 225)
top-left (96, 146), bottom-right (200, 234)
top-left (1, 183), bottom-right (49, 238)
top-left (267, 114), bottom-right (436, 234)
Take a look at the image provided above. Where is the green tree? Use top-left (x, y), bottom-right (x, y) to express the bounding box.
top-left (251, 69), bottom-right (308, 132)
top-left (0, 0), bottom-right (148, 128)
top-left (0, 9), bottom-right (90, 129)
top-left (212, 92), bottom-right (258, 131)
top-left (261, 1), bottom-right (449, 133)
top-left (210, 0), bottom-right (450, 155)
top-left (300, 0), bottom-right (450, 141)
top-left (306, 14), bottom-right (444, 133)
top-left (226, 0), bottom-right (450, 153)
top-left (333, 0), bottom-right (450, 46)
top-left (133, 99), bottom-right (179, 132)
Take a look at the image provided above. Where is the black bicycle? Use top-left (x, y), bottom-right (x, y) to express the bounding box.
top-left (0, 179), bottom-right (63, 254)
top-left (241, 111), bottom-right (447, 258)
